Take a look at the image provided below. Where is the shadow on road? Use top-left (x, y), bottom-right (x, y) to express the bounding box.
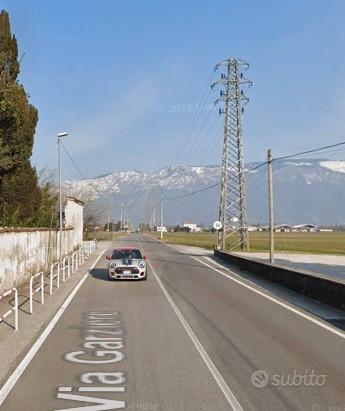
top-left (165, 250), bottom-right (211, 258)
top-left (8, 294), bottom-right (31, 315)
top-left (117, 237), bottom-right (160, 245)
top-left (91, 268), bottom-right (109, 281)
top-left (150, 257), bottom-right (207, 269)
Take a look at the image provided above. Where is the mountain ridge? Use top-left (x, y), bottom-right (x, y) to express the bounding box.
top-left (64, 159), bottom-right (345, 226)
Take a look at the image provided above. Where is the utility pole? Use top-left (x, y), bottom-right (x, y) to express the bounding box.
top-left (150, 206), bottom-right (156, 231)
top-left (152, 206), bottom-right (156, 229)
top-left (107, 195), bottom-right (111, 241)
top-left (160, 195), bottom-right (164, 239)
top-left (212, 58), bottom-right (252, 251)
top-left (111, 194), bottom-right (114, 237)
top-left (57, 132), bottom-right (68, 263)
top-left (120, 203), bottom-right (124, 231)
top-left (268, 149), bottom-right (275, 263)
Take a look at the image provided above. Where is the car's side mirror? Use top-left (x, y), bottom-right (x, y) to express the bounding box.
top-left (106, 256), bottom-right (111, 260)
top-left (144, 256), bottom-right (148, 260)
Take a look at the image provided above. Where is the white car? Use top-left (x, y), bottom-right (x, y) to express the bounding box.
top-left (106, 247), bottom-right (148, 280)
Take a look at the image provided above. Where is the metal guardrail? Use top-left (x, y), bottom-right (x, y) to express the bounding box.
top-left (0, 288), bottom-right (18, 331)
top-left (29, 272), bottom-right (44, 314)
top-left (49, 262), bottom-right (60, 295)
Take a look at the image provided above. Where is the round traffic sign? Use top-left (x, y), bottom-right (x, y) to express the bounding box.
top-left (213, 220), bottom-right (222, 230)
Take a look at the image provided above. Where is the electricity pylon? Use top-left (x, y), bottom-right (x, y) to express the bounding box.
top-left (212, 58), bottom-right (252, 251)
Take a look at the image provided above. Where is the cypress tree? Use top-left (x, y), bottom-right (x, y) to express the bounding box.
top-left (0, 10), bottom-right (42, 225)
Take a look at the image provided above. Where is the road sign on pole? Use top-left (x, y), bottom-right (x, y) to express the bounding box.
top-left (213, 221), bottom-right (222, 231)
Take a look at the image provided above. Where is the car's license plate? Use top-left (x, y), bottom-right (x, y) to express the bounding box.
top-left (123, 270), bottom-right (131, 274)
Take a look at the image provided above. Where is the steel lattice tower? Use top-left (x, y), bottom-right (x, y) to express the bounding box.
top-left (212, 58), bottom-right (252, 251)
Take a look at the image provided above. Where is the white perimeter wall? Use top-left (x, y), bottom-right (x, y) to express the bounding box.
top-left (0, 199), bottom-right (85, 290)
top-left (0, 228), bottom-right (81, 290)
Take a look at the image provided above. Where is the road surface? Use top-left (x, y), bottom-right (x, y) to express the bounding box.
top-left (1, 234), bottom-right (345, 411)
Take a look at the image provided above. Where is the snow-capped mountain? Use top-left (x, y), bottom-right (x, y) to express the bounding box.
top-left (64, 160), bottom-right (345, 226)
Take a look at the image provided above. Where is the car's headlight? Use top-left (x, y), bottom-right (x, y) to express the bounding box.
top-left (138, 261), bottom-right (145, 269)
top-left (109, 262), bottom-right (116, 268)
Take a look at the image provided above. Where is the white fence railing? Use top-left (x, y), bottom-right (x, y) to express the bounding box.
top-left (0, 288), bottom-right (18, 331)
top-left (48, 240), bottom-right (97, 294)
top-left (49, 262), bottom-right (60, 295)
top-left (72, 251), bottom-right (78, 273)
top-left (29, 272), bottom-right (44, 314)
top-left (62, 256), bottom-right (71, 282)
top-left (0, 240), bottom-right (98, 331)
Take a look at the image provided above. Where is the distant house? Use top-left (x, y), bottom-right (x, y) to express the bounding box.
top-left (64, 196), bottom-right (85, 245)
top-left (183, 223), bottom-right (202, 233)
top-left (247, 226), bottom-right (260, 232)
top-left (257, 224), bottom-right (318, 233)
top-left (291, 224), bottom-right (317, 233)
top-left (275, 224), bottom-right (292, 232)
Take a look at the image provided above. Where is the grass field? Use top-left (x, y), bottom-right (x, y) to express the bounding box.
top-left (151, 231), bottom-right (345, 255)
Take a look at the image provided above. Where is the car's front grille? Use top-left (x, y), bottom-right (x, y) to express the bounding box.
top-left (115, 267), bottom-right (139, 274)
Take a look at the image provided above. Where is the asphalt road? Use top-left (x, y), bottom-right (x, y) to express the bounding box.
top-left (1, 234), bottom-right (345, 411)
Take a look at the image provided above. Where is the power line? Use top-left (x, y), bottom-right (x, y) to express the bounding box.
top-left (116, 141), bottom-right (345, 210)
top-left (158, 161), bottom-right (268, 203)
top-left (178, 107), bottom-right (218, 164)
top-left (166, 182), bottom-right (220, 200)
top-left (196, 123), bottom-right (223, 165)
top-left (273, 141), bottom-right (345, 162)
top-left (243, 141), bottom-right (345, 174)
top-left (172, 71), bottom-right (216, 164)
top-left (60, 141), bottom-right (87, 180)
top-left (246, 161), bottom-right (268, 173)
top-left (164, 161), bottom-right (276, 203)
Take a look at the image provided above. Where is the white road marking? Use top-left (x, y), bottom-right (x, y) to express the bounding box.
top-left (152, 237), bottom-right (345, 340)
top-left (0, 251), bottom-right (105, 407)
top-left (192, 255), bottom-right (345, 340)
top-left (145, 257), bottom-right (244, 411)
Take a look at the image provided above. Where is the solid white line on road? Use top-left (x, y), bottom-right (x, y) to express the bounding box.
top-left (0, 251), bottom-right (105, 407)
top-left (146, 258), bottom-right (244, 411)
top-left (151, 236), bottom-right (345, 340)
top-left (192, 255), bottom-right (345, 341)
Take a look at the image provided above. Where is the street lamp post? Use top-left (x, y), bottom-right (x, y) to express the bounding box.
top-left (58, 132), bottom-right (68, 264)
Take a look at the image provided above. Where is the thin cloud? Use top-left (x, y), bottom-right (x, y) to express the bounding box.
top-left (68, 80), bottom-right (160, 153)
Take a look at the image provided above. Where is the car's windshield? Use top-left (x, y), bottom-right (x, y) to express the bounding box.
top-left (112, 249), bottom-right (142, 260)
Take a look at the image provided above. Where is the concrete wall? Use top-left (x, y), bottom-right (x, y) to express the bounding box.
top-left (214, 249), bottom-right (345, 311)
top-left (0, 228), bottom-right (80, 290)
top-left (0, 198), bottom-right (85, 291)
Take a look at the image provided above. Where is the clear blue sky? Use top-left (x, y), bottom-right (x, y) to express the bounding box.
top-left (2, 0), bottom-right (345, 179)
